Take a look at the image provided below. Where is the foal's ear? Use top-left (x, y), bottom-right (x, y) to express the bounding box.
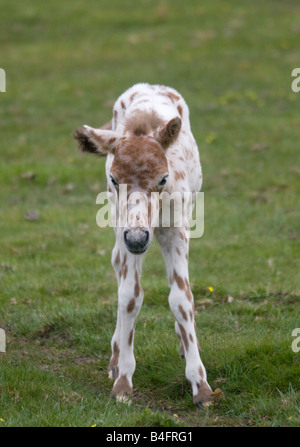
top-left (155, 117), bottom-right (182, 149)
top-left (74, 124), bottom-right (121, 156)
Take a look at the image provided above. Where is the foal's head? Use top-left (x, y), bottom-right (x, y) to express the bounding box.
top-left (74, 116), bottom-right (181, 254)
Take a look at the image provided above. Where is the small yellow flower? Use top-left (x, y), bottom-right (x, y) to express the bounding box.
top-left (280, 40), bottom-right (289, 49)
top-left (205, 133), bottom-right (217, 144)
top-left (218, 96), bottom-right (228, 105)
top-left (91, 424), bottom-right (97, 427)
top-left (245, 90), bottom-right (258, 101)
top-left (208, 286), bottom-right (214, 292)
top-left (173, 414), bottom-right (179, 418)
top-left (0, 418), bottom-right (5, 422)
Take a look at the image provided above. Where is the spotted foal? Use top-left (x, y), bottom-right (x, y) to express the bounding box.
top-left (74, 83), bottom-right (213, 406)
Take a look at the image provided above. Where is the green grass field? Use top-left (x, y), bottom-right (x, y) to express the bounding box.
top-left (0, 0), bottom-right (299, 427)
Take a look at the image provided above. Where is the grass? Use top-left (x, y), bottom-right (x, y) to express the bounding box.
top-left (0, 0), bottom-right (299, 427)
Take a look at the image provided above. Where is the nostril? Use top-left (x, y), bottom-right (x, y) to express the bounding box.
top-left (144, 230), bottom-right (149, 244)
top-left (124, 230), bottom-right (129, 243)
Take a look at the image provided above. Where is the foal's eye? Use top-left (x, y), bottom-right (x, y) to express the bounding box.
top-left (159, 174), bottom-right (169, 186)
top-left (110, 175), bottom-right (119, 188)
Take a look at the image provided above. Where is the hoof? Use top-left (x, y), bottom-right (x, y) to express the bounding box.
top-left (194, 385), bottom-right (224, 408)
top-left (112, 374), bottom-right (133, 401)
top-left (195, 399), bottom-right (213, 408)
top-left (193, 381), bottom-right (214, 407)
top-left (115, 395), bottom-right (132, 405)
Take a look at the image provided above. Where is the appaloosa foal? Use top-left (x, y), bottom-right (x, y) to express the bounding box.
top-left (74, 83), bottom-right (213, 406)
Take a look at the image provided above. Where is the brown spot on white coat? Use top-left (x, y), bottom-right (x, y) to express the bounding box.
top-left (178, 304), bottom-right (188, 321)
top-left (127, 299), bottom-right (135, 313)
top-left (178, 322), bottom-right (189, 351)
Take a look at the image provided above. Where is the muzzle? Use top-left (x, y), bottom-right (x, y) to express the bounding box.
top-left (124, 228), bottom-right (150, 254)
